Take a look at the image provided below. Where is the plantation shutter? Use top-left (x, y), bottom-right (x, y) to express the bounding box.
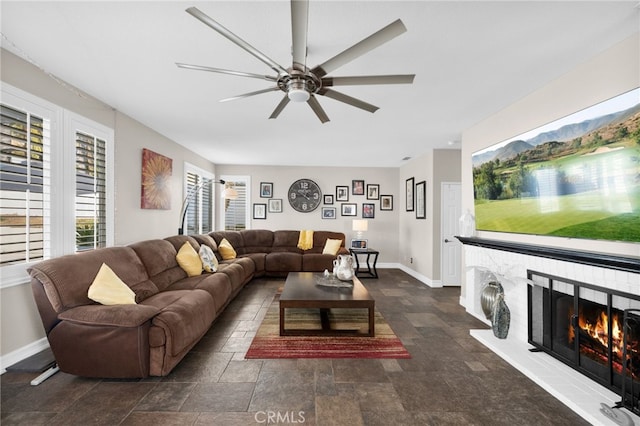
top-left (75, 131), bottom-right (107, 252)
top-left (224, 180), bottom-right (247, 231)
top-left (184, 169), bottom-right (213, 235)
top-left (0, 104), bottom-right (50, 266)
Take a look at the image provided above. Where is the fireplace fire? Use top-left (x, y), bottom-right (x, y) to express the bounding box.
top-left (528, 270), bottom-right (640, 414)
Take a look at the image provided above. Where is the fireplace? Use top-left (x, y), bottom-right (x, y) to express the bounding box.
top-left (528, 270), bottom-right (640, 414)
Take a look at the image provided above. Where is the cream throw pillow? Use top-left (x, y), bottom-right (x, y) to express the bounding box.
top-left (199, 245), bottom-right (218, 273)
top-left (176, 241), bottom-right (203, 277)
top-left (88, 263), bottom-right (136, 305)
top-left (322, 238), bottom-right (342, 255)
top-left (218, 238), bottom-right (237, 260)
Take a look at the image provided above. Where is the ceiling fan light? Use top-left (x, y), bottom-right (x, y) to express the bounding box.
top-left (287, 79), bottom-right (310, 102)
top-left (288, 88), bottom-right (310, 102)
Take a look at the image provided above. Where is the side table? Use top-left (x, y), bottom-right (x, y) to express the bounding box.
top-left (349, 248), bottom-right (379, 279)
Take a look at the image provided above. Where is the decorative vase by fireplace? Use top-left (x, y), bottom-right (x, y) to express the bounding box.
top-left (480, 281), bottom-right (504, 320)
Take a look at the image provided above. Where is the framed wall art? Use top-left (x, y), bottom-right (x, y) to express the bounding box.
top-left (141, 148), bottom-right (172, 210)
top-left (336, 186), bottom-right (349, 201)
top-left (366, 184), bottom-right (379, 200)
top-left (322, 207), bottom-right (336, 219)
top-left (352, 179), bottom-right (365, 196)
top-left (260, 182), bottom-right (273, 198)
top-left (415, 180), bottom-right (426, 219)
top-left (405, 177), bottom-right (414, 211)
top-left (253, 203), bottom-right (267, 219)
top-left (324, 194), bottom-right (334, 204)
top-left (362, 203), bottom-right (375, 219)
top-left (268, 198), bottom-right (282, 213)
top-left (472, 87), bottom-right (640, 242)
top-left (380, 195), bottom-right (393, 211)
top-left (341, 203), bottom-right (357, 216)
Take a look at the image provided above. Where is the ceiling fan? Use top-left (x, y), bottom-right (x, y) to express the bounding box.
top-left (176, 1), bottom-right (415, 123)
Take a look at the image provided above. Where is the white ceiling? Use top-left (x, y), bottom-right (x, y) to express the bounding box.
top-left (1, 1), bottom-right (638, 167)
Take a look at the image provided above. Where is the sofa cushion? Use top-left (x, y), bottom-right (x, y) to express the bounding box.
top-left (88, 263), bottom-right (137, 305)
top-left (266, 252), bottom-right (302, 273)
top-left (28, 246), bottom-right (151, 312)
top-left (210, 231), bottom-right (244, 255)
top-left (176, 242), bottom-right (203, 277)
top-left (272, 230), bottom-right (303, 253)
top-left (218, 238), bottom-right (237, 260)
top-left (240, 229), bottom-right (274, 253)
top-left (191, 234), bottom-right (218, 252)
top-left (199, 245), bottom-right (218, 273)
top-left (322, 238), bottom-right (342, 255)
top-left (129, 240), bottom-right (187, 292)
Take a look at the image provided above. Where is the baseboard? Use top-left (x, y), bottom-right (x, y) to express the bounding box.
top-left (395, 264), bottom-right (442, 288)
top-left (0, 337), bottom-right (50, 375)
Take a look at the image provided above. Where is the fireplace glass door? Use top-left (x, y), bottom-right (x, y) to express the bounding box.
top-left (528, 270), bottom-right (640, 414)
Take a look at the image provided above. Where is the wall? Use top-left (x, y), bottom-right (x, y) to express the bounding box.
top-left (0, 49), bottom-right (215, 364)
top-left (215, 165), bottom-right (400, 263)
top-left (398, 149), bottom-right (462, 284)
top-left (460, 33), bottom-right (640, 302)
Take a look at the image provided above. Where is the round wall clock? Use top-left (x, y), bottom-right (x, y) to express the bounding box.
top-left (288, 179), bottom-right (322, 212)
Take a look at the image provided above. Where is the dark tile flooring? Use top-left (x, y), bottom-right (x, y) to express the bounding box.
top-left (1, 269), bottom-right (589, 425)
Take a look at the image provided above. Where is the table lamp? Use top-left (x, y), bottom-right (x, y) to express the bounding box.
top-left (352, 219), bottom-right (368, 240)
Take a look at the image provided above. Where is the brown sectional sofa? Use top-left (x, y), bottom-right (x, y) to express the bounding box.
top-left (28, 230), bottom-right (347, 378)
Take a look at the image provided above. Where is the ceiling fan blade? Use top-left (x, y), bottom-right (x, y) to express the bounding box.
top-left (312, 19), bottom-right (407, 78)
top-left (291, 0), bottom-right (309, 71)
top-left (269, 96), bottom-right (290, 119)
top-left (186, 7), bottom-right (288, 76)
top-left (322, 74), bottom-right (415, 87)
top-left (176, 63), bottom-right (277, 81)
top-left (307, 96), bottom-right (330, 123)
top-left (318, 88), bottom-right (379, 113)
top-left (219, 87), bottom-right (280, 103)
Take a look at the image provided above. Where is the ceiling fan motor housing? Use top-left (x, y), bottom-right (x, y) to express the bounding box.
top-left (280, 69), bottom-right (321, 102)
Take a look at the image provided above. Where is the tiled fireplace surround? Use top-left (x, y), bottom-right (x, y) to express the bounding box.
top-left (462, 241), bottom-right (640, 426)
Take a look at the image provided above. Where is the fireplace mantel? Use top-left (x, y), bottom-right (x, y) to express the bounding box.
top-left (456, 236), bottom-right (639, 274)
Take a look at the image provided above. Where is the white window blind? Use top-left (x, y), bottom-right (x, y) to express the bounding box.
top-left (0, 104), bottom-right (51, 266)
top-left (75, 131), bottom-right (107, 251)
top-left (183, 163), bottom-right (213, 235)
top-left (223, 178), bottom-right (248, 231)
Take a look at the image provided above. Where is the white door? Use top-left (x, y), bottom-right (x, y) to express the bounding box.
top-left (441, 182), bottom-right (462, 286)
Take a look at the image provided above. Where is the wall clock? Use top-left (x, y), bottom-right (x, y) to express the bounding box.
top-left (288, 179), bottom-right (322, 212)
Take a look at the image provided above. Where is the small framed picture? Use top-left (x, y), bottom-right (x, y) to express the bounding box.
top-left (416, 180), bottom-right (426, 219)
top-left (260, 182), bottom-right (273, 198)
top-left (366, 184), bottom-right (379, 200)
top-left (324, 194), bottom-right (334, 205)
top-left (352, 180), bottom-right (365, 196)
top-left (350, 239), bottom-right (368, 250)
top-left (341, 203), bottom-right (357, 216)
top-left (380, 195), bottom-right (393, 211)
top-left (253, 203), bottom-right (267, 219)
top-left (268, 198), bottom-right (283, 213)
top-left (336, 186), bottom-right (349, 201)
top-left (321, 207), bottom-right (336, 219)
top-left (362, 203), bottom-right (375, 218)
top-left (406, 177), bottom-right (415, 211)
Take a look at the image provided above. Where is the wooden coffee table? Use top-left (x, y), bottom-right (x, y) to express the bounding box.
top-left (279, 272), bottom-right (375, 337)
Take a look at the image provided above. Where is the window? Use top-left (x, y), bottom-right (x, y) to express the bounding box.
top-left (182, 163), bottom-right (213, 235)
top-left (0, 84), bottom-right (113, 287)
top-left (74, 131), bottom-right (107, 251)
top-left (221, 175), bottom-right (250, 231)
top-left (0, 104), bottom-right (51, 267)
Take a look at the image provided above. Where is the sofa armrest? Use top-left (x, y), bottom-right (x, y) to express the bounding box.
top-left (58, 304), bottom-right (160, 328)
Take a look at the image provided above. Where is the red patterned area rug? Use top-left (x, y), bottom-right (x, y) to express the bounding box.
top-left (245, 295), bottom-right (411, 359)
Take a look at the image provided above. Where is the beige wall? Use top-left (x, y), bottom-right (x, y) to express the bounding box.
top-left (0, 49), bottom-right (215, 360)
top-left (460, 34), bottom-right (640, 298)
top-left (398, 149), bottom-right (461, 283)
top-left (216, 165), bottom-right (400, 262)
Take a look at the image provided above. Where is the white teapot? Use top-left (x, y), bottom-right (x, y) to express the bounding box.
top-left (334, 254), bottom-right (354, 281)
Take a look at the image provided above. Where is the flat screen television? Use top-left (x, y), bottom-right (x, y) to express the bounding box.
top-left (472, 87), bottom-right (640, 243)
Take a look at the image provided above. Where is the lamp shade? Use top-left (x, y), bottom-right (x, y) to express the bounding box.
top-left (352, 220), bottom-right (368, 232)
top-left (221, 187), bottom-right (238, 199)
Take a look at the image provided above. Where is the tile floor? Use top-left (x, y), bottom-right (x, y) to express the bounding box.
top-left (1, 269), bottom-right (590, 425)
